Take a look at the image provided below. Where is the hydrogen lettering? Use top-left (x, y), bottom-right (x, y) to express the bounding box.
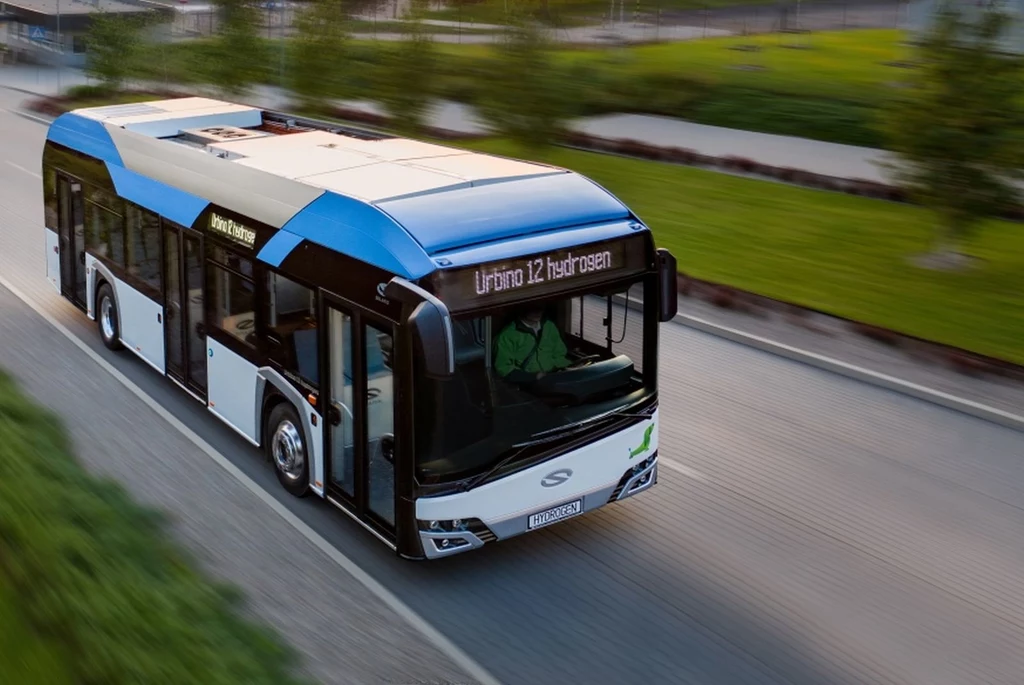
top-left (546, 250), bottom-right (612, 281)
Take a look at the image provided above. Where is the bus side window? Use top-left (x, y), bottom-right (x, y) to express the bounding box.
top-left (266, 271), bottom-right (319, 387)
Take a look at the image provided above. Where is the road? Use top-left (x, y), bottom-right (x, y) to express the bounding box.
top-left (2, 87), bottom-right (1024, 685)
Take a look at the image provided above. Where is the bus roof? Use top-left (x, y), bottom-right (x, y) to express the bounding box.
top-left (46, 97), bottom-right (640, 280)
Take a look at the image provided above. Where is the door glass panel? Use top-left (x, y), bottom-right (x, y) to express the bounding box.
top-left (328, 308), bottom-right (355, 498)
top-left (184, 235), bottom-right (206, 392)
top-left (57, 179), bottom-right (72, 293)
top-left (365, 324), bottom-right (395, 528)
top-left (164, 229), bottom-right (183, 379)
top-left (71, 185), bottom-right (87, 306)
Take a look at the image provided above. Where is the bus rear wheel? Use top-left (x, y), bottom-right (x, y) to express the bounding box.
top-left (96, 283), bottom-right (124, 352)
top-left (267, 402), bottom-right (310, 498)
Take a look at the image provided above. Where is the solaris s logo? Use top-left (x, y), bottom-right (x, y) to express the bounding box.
top-left (629, 424), bottom-right (654, 459)
top-left (375, 282), bottom-right (390, 305)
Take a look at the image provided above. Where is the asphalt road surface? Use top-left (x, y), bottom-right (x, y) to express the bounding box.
top-left (2, 88), bottom-right (1023, 685)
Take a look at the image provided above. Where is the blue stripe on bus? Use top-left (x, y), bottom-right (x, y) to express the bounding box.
top-left (375, 173), bottom-right (631, 256)
top-left (46, 113), bottom-right (123, 167)
top-left (106, 163), bottom-right (209, 228)
top-left (256, 229), bottom-right (304, 267)
top-left (277, 192), bottom-right (437, 279)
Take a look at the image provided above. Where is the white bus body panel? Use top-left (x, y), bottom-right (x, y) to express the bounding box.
top-left (416, 409), bottom-right (660, 554)
top-left (207, 337), bottom-right (259, 443)
top-left (114, 277), bottom-right (165, 373)
top-left (45, 228), bottom-right (60, 293)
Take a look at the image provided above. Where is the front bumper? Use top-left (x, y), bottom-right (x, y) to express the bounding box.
top-left (418, 453), bottom-right (658, 560)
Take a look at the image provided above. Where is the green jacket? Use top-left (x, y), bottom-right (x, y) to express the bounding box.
top-left (495, 319), bottom-right (570, 382)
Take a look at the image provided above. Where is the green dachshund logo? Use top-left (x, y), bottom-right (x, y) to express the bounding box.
top-left (629, 424), bottom-right (654, 459)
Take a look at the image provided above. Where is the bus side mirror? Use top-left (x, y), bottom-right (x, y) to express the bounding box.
top-left (657, 248), bottom-right (679, 322)
top-left (384, 278), bottom-right (455, 380)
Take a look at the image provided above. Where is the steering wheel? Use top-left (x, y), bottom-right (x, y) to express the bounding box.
top-left (567, 354), bottom-right (601, 370)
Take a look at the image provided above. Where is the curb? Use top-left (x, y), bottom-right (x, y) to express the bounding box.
top-left (674, 311), bottom-right (1024, 433)
top-left (613, 292), bottom-right (1024, 432)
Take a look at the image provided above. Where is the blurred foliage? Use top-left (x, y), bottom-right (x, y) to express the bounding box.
top-left (84, 10), bottom-right (151, 90)
top-left (880, 1), bottom-right (1024, 252)
top-left (462, 139), bottom-right (1024, 364)
top-left (475, 9), bottom-right (576, 149)
top-left (289, 0), bottom-right (354, 110)
top-left (116, 29), bottom-right (913, 147)
top-left (374, 0), bottom-right (438, 134)
top-left (206, 0), bottom-right (268, 95)
top-left (0, 577), bottom-right (71, 684)
top-left (0, 370), bottom-right (310, 685)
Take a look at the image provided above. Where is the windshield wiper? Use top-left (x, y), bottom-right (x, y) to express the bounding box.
top-left (460, 406), bottom-right (653, 492)
top-left (517, 405), bottom-right (653, 447)
top-left (459, 446), bottom-right (529, 492)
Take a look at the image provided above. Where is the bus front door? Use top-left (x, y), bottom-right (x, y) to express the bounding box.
top-left (56, 176), bottom-right (87, 310)
top-left (322, 299), bottom-right (397, 545)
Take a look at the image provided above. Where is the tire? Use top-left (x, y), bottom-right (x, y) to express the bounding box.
top-left (96, 283), bottom-right (124, 352)
top-left (266, 401), bottom-right (310, 498)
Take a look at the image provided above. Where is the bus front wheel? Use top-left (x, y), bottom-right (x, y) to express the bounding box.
top-left (266, 402), bottom-right (311, 498)
top-left (96, 283), bottom-right (124, 352)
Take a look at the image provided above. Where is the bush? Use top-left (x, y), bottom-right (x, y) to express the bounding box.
top-left (0, 370), bottom-right (309, 685)
top-left (691, 88), bottom-right (883, 148)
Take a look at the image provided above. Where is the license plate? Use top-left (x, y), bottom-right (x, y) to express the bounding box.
top-left (528, 499), bottom-right (583, 530)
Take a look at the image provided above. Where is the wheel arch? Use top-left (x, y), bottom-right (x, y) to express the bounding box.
top-left (256, 367), bottom-right (323, 495)
top-left (90, 261), bottom-right (122, 334)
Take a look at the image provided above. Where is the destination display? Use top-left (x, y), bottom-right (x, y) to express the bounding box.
top-left (431, 234), bottom-right (650, 310)
top-left (209, 212), bottom-right (257, 248)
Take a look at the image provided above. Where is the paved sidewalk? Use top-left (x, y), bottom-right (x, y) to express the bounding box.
top-left (575, 113), bottom-right (893, 184)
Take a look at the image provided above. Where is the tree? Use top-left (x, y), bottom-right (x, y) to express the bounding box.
top-left (475, 10), bottom-right (572, 150)
top-left (880, 0), bottom-right (1024, 268)
top-left (84, 11), bottom-right (149, 91)
top-left (206, 0), bottom-right (265, 96)
top-left (289, 0), bottom-right (351, 111)
top-left (374, 0), bottom-right (437, 135)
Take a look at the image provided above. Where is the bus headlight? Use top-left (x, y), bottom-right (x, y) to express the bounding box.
top-left (420, 518), bottom-right (470, 532)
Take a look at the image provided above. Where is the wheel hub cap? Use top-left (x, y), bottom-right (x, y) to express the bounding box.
top-left (272, 421), bottom-right (304, 481)
top-left (100, 297), bottom-right (115, 340)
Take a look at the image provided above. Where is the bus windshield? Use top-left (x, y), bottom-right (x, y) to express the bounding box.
top-left (414, 277), bottom-right (654, 484)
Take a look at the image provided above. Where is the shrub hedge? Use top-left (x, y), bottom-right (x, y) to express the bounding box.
top-left (0, 370), bottom-right (310, 685)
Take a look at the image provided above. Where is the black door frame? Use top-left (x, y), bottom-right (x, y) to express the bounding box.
top-left (56, 174), bottom-right (87, 311)
top-left (320, 290), bottom-right (399, 543)
top-left (162, 222), bottom-right (207, 399)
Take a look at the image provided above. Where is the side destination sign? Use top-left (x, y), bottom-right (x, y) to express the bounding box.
top-left (430, 234), bottom-right (649, 310)
top-left (209, 213), bottom-right (256, 248)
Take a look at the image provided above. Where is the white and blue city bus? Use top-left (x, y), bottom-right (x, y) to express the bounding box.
top-left (41, 97), bottom-right (678, 559)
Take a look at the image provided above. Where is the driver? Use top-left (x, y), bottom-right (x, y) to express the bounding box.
top-left (494, 306), bottom-right (571, 383)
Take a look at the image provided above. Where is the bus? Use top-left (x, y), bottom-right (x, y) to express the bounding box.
top-left (41, 97), bottom-right (679, 560)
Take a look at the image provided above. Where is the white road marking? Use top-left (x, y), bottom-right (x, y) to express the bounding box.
top-left (0, 274), bottom-right (503, 685)
top-left (0, 106), bottom-right (54, 126)
top-left (5, 160), bottom-right (42, 179)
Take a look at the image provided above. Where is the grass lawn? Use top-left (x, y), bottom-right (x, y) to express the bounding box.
top-left (551, 29), bottom-right (910, 103)
top-left (464, 140), bottom-right (1024, 364)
